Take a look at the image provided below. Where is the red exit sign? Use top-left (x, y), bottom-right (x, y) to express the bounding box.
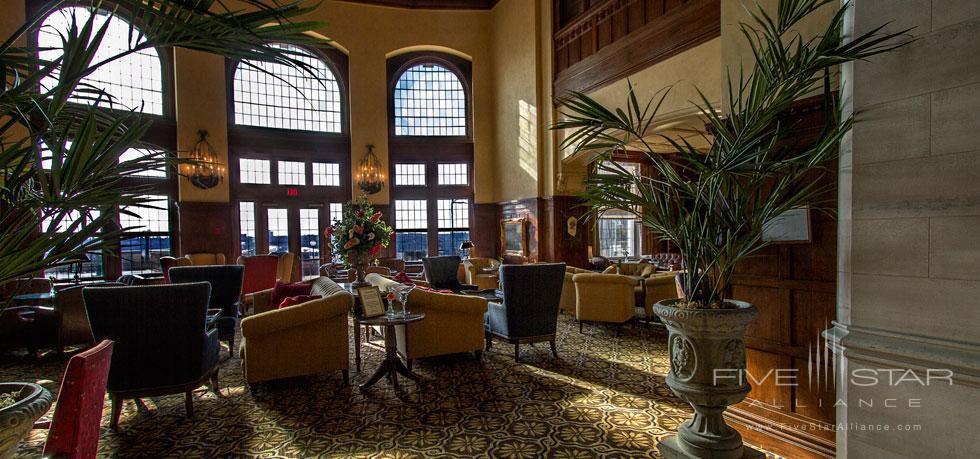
top-left (286, 188), bottom-right (299, 197)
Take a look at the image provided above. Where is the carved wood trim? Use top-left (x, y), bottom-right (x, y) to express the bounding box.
top-left (335, 0), bottom-right (500, 9)
top-left (553, 0), bottom-right (720, 97)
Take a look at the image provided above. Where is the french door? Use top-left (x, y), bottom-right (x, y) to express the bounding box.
top-left (238, 202), bottom-right (343, 280)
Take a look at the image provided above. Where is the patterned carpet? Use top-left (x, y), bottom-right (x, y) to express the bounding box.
top-left (2, 314), bottom-right (774, 458)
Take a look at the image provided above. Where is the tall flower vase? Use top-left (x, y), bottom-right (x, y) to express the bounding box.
top-left (652, 299), bottom-right (763, 459)
top-left (350, 256), bottom-right (370, 289)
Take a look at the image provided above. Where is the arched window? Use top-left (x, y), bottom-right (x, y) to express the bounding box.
top-left (387, 52), bottom-right (473, 260)
top-left (233, 44), bottom-right (344, 133)
top-left (38, 6), bottom-right (165, 115)
top-left (393, 63), bottom-right (467, 136)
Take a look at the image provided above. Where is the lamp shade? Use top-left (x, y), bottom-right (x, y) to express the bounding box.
top-left (459, 240), bottom-right (474, 250)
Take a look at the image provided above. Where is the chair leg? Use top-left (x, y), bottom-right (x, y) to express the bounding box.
top-left (110, 396), bottom-right (123, 430)
top-left (184, 391), bottom-right (194, 418)
top-left (342, 369), bottom-right (350, 386)
top-left (549, 339), bottom-right (558, 358)
top-left (485, 331), bottom-right (493, 350)
top-left (514, 343), bottom-right (520, 362)
top-left (579, 320), bottom-right (583, 334)
top-left (227, 335), bottom-right (235, 357)
top-left (407, 359), bottom-right (414, 371)
top-left (209, 370), bottom-right (220, 395)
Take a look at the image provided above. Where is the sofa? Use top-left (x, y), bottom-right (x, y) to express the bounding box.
top-left (462, 257), bottom-right (501, 290)
top-left (560, 266), bottom-right (592, 314)
top-left (239, 284), bottom-right (352, 386)
top-left (572, 272), bottom-right (636, 332)
top-left (366, 273), bottom-right (488, 364)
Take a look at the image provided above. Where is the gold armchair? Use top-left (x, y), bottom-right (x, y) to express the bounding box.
top-left (572, 273), bottom-right (636, 332)
top-left (184, 252), bottom-right (226, 265)
top-left (560, 266), bottom-right (592, 313)
top-left (462, 257), bottom-right (501, 290)
top-left (641, 271), bottom-right (682, 320)
top-left (239, 291), bottom-right (352, 385)
top-left (367, 274), bottom-right (488, 364)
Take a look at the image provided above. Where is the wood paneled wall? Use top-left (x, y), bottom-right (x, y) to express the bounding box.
top-left (176, 201), bottom-right (236, 261)
top-left (553, 0), bottom-right (720, 96)
top-left (725, 97), bottom-right (838, 458)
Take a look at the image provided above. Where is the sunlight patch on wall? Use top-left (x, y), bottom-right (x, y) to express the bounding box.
top-left (518, 99), bottom-right (538, 181)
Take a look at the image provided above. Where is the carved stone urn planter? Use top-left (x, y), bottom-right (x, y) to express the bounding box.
top-left (0, 382), bottom-right (53, 459)
top-left (653, 299), bottom-right (763, 459)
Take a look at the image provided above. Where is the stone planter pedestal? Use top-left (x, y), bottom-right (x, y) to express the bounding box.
top-left (0, 382), bottom-right (53, 459)
top-left (653, 299), bottom-right (764, 459)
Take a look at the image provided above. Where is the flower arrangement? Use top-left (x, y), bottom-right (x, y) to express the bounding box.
top-left (325, 198), bottom-right (393, 267)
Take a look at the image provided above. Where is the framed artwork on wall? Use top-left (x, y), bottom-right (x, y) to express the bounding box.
top-left (762, 207), bottom-right (812, 243)
top-left (500, 218), bottom-right (528, 256)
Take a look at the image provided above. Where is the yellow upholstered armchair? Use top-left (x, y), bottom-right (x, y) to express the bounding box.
top-left (560, 266), bottom-right (592, 314)
top-left (367, 274), bottom-right (488, 365)
top-left (239, 290), bottom-right (352, 386)
top-left (641, 271), bottom-right (682, 321)
top-left (184, 252), bottom-right (226, 266)
top-left (572, 272), bottom-right (635, 333)
top-left (462, 257), bottom-right (501, 290)
top-left (274, 252), bottom-right (295, 283)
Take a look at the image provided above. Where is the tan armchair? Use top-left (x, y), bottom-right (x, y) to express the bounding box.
top-left (239, 290), bottom-right (352, 385)
top-left (185, 252), bottom-right (226, 266)
top-left (641, 271), bottom-right (682, 321)
top-left (560, 266), bottom-right (592, 313)
top-left (572, 273), bottom-right (636, 332)
top-left (462, 258), bottom-right (501, 290)
top-left (275, 252), bottom-right (295, 283)
top-left (367, 274), bottom-right (488, 364)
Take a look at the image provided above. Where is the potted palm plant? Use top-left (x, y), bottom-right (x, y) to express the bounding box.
top-left (552, 1), bottom-right (910, 457)
top-left (0, 1), bottom-right (328, 455)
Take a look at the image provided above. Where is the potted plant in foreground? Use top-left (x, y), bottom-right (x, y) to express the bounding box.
top-left (552, 1), bottom-right (909, 457)
top-left (327, 198), bottom-right (393, 288)
top-left (0, 1), bottom-right (328, 454)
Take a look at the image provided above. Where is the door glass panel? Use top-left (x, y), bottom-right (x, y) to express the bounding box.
top-left (299, 209), bottom-right (320, 280)
top-left (267, 208), bottom-right (289, 254)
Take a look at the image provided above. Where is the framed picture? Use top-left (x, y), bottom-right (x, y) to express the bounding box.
top-left (762, 207), bottom-right (812, 243)
top-left (357, 286), bottom-right (386, 318)
top-left (500, 218), bottom-right (528, 256)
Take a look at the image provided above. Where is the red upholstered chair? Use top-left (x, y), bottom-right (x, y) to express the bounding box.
top-left (239, 255), bottom-right (280, 295)
top-left (39, 339), bottom-right (114, 459)
top-left (159, 256), bottom-right (191, 283)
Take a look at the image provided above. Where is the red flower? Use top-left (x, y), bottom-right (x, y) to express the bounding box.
top-left (370, 243), bottom-right (382, 255)
top-left (369, 212), bottom-right (382, 223)
top-left (356, 210), bottom-right (365, 218)
top-left (386, 292), bottom-right (396, 301)
top-left (324, 226), bottom-right (334, 237)
top-left (344, 238), bottom-right (360, 249)
top-left (353, 225), bottom-right (364, 234)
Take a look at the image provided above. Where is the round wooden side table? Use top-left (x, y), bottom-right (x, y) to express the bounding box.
top-left (357, 312), bottom-right (425, 391)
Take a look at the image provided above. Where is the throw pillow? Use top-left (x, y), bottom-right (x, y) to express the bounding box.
top-left (270, 281), bottom-right (313, 307)
top-left (278, 294), bottom-right (320, 309)
top-left (393, 271), bottom-right (416, 285)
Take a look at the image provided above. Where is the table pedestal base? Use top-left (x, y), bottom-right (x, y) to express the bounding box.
top-left (359, 324), bottom-right (421, 391)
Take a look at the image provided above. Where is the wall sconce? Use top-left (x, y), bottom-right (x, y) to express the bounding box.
top-left (356, 144), bottom-right (385, 195)
top-left (183, 130), bottom-right (225, 190)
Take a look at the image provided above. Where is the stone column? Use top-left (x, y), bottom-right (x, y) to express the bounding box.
top-left (830, 1), bottom-right (980, 457)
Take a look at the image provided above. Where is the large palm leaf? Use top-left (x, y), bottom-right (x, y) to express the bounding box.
top-left (0, 0), bottom-right (329, 291)
top-left (552, 0), bottom-right (911, 306)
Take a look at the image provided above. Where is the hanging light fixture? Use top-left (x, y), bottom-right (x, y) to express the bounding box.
top-left (184, 130), bottom-right (224, 190)
top-left (356, 144), bottom-right (385, 195)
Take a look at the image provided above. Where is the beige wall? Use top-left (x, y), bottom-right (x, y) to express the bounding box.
top-left (185, 0), bottom-right (495, 204)
top-left (489, 0), bottom-right (540, 203)
top-left (834, 0), bottom-right (980, 456)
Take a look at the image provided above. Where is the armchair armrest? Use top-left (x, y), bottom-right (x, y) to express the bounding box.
top-left (409, 290), bottom-right (488, 315)
top-left (246, 287), bottom-right (276, 315)
top-left (241, 292), bottom-right (351, 337)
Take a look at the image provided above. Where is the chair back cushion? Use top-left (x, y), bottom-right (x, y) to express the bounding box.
top-left (239, 255), bottom-right (279, 295)
top-left (43, 340), bottom-right (114, 459)
top-left (423, 256), bottom-right (463, 291)
top-left (274, 252), bottom-right (295, 283)
top-left (498, 263), bottom-right (566, 337)
top-left (169, 265), bottom-right (244, 316)
top-left (185, 252), bottom-right (226, 266)
top-left (83, 283), bottom-right (216, 392)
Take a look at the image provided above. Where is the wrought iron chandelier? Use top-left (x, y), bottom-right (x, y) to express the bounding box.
top-left (356, 144), bottom-right (385, 195)
top-left (184, 130), bottom-right (224, 189)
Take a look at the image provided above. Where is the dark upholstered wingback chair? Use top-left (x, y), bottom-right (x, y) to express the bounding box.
top-left (83, 283), bottom-right (220, 429)
top-left (484, 263), bottom-right (566, 361)
top-left (423, 256), bottom-right (477, 293)
top-left (36, 282), bottom-right (124, 356)
top-left (169, 265), bottom-right (243, 355)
